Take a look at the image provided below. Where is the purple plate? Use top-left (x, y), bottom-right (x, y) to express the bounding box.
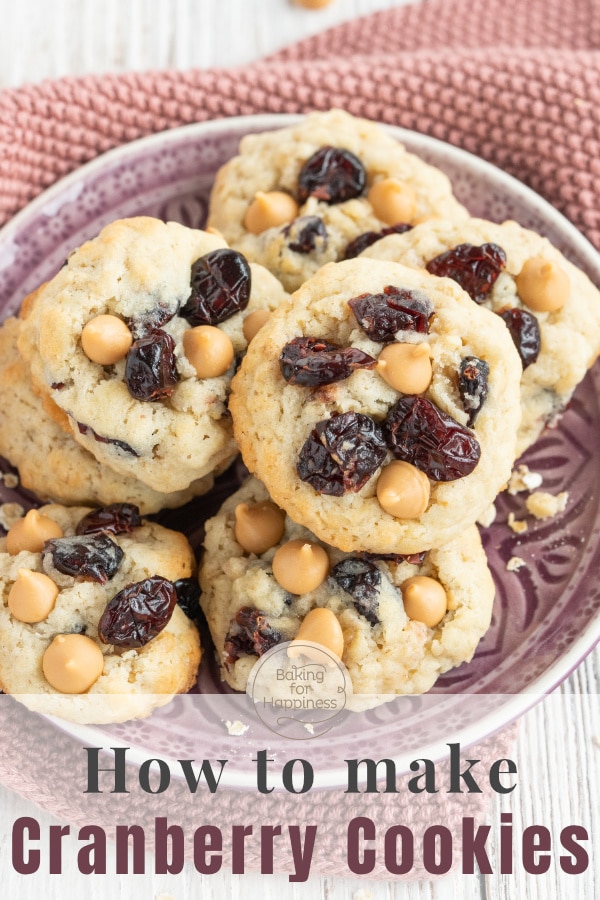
top-left (1, 116), bottom-right (599, 787)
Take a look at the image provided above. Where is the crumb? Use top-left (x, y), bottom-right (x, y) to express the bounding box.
top-left (155, 895), bottom-right (176, 900)
top-left (507, 464), bottom-right (543, 495)
top-left (225, 719), bottom-right (249, 736)
top-left (526, 491), bottom-right (568, 520)
top-left (507, 512), bottom-right (528, 534)
top-left (593, 735), bottom-right (600, 749)
top-left (353, 891), bottom-right (373, 900)
top-left (0, 503), bottom-right (25, 531)
top-left (2, 474), bottom-right (19, 489)
top-left (304, 723), bottom-right (315, 735)
top-left (506, 556), bottom-right (526, 572)
top-left (477, 503), bottom-right (496, 528)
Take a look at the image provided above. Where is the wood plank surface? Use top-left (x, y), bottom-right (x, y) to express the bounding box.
top-left (0, 2), bottom-right (598, 898)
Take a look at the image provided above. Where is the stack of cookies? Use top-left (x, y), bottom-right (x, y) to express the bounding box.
top-left (1, 109), bottom-right (599, 719)
top-left (0, 216), bottom-right (289, 721)
top-left (199, 110), bottom-right (600, 699)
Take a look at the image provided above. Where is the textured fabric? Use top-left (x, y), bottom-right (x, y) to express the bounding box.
top-left (1, 0), bottom-right (600, 247)
top-left (0, 0), bottom-right (586, 878)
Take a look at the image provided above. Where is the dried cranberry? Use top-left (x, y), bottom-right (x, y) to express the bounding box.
top-left (284, 216), bottom-right (328, 254)
top-left (401, 551), bottom-right (428, 566)
top-left (359, 550), bottom-right (427, 566)
top-left (332, 558), bottom-right (381, 625)
top-left (297, 412), bottom-right (387, 496)
top-left (76, 422), bottom-right (139, 456)
top-left (349, 286), bottom-right (434, 342)
top-left (125, 329), bottom-right (179, 401)
top-left (180, 249), bottom-right (251, 326)
top-left (98, 576), bottom-right (178, 648)
top-left (344, 223), bottom-right (413, 260)
top-left (174, 577), bottom-right (202, 620)
top-left (223, 606), bottom-right (282, 667)
top-left (297, 146), bottom-right (366, 205)
top-left (498, 307), bottom-right (541, 369)
top-left (45, 534), bottom-right (124, 583)
top-left (128, 305), bottom-right (176, 340)
top-left (458, 356), bottom-right (490, 426)
top-left (279, 337), bottom-right (376, 387)
top-left (425, 243), bottom-right (506, 304)
top-left (383, 395), bottom-right (481, 481)
top-left (76, 503), bottom-right (142, 536)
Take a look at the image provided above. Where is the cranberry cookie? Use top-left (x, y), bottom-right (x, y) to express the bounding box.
top-left (361, 217), bottom-right (600, 454)
top-left (0, 316), bottom-right (214, 512)
top-left (208, 109), bottom-right (468, 292)
top-left (200, 478), bottom-right (494, 696)
top-left (0, 502), bottom-right (201, 723)
top-left (18, 217), bottom-right (288, 493)
top-left (230, 258), bottom-right (522, 554)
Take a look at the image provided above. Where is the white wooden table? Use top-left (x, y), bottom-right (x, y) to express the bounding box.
top-left (0, 2), bottom-right (598, 898)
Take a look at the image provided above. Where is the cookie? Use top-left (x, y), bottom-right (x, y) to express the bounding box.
top-left (0, 502), bottom-right (200, 723)
top-left (0, 316), bottom-right (215, 513)
top-left (229, 257), bottom-right (522, 554)
top-left (200, 477), bottom-right (494, 696)
top-left (207, 109), bottom-right (468, 291)
top-left (360, 217), bottom-right (600, 455)
top-left (17, 217), bottom-right (289, 493)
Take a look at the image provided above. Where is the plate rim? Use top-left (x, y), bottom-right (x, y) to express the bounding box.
top-left (4, 112), bottom-right (600, 280)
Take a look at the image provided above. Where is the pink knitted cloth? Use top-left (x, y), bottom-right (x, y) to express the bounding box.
top-left (0, 0), bottom-right (592, 879)
top-left (1, 0), bottom-right (600, 248)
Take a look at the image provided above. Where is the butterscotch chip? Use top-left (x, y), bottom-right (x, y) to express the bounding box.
top-left (515, 257), bottom-right (570, 313)
top-left (376, 342), bottom-right (432, 394)
top-left (401, 575), bottom-right (447, 627)
top-left (234, 501), bottom-right (286, 555)
top-left (243, 309), bottom-right (271, 343)
top-left (272, 540), bottom-right (330, 593)
top-left (288, 607), bottom-right (344, 662)
top-left (368, 179), bottom-right (418, 226)
top-left (43, 634), bottom-right (104, 694)
top-left (244, 192), bottom-right (299, 235)
top-left (199, 477), bottom-right (495, 697)
top-left (6, 508), bottom-right (63, 555)
top-left (183, 326), bottom-right (234, 379)
top-left (294, 0), bottom-right (334, 8)
top-left (8, 569), bottom-right (59, 623)
top-left (376, 461), bottom-right (430, 519)
top-left (81, 314), bottom-right (132, 365)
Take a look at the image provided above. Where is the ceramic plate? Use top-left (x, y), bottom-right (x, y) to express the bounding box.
top-left (1, 116), bottom-right (599, 787)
